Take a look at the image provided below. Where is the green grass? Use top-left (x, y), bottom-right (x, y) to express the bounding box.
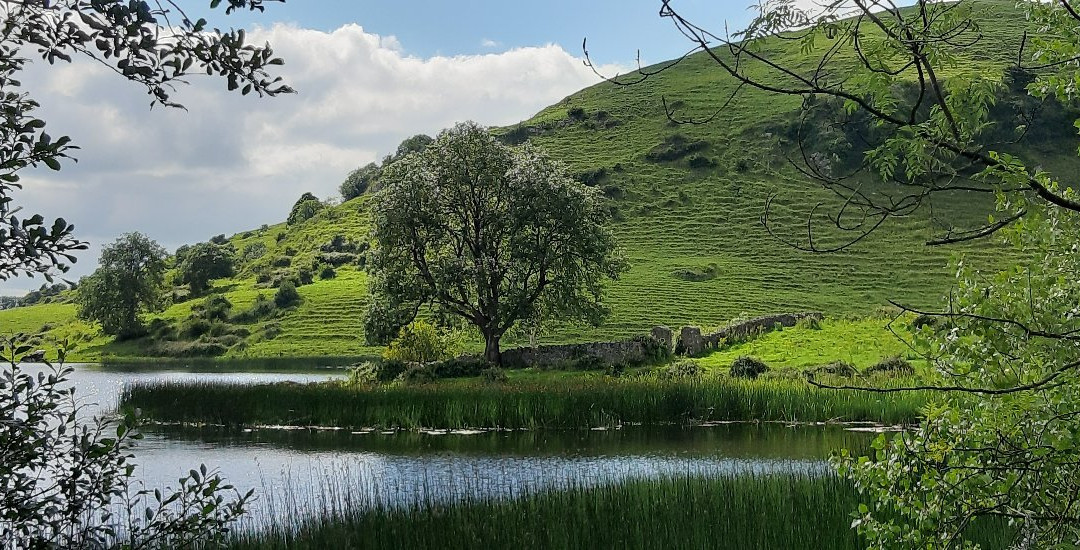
top-left (3, 0), bottom-right (1055, 359)
top-left (120, 375), bottom-right (927, 429)
top-left (697, 317), bottom-right (919, 372)
top-left (229, 473), bottom-right (1015, 550)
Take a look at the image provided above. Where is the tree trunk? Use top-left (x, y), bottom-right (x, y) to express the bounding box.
top-left (483, 332), bottom-right (502, 366)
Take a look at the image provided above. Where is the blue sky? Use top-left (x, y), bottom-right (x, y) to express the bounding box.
top-left (194, 0), bottom-right (754, 65)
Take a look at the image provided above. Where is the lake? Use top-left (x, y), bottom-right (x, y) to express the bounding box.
top-left (17, 363), bottom-right (873, 532)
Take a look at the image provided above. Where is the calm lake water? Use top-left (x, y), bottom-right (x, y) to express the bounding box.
top-left (17, 363), bottom-right (874, 531)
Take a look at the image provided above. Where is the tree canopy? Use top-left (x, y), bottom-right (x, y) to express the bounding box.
top-left (339, 134), bottom-right (434, 201)
top-left (75, 232), bottom-right (166, 338)
top-left (178, 241), bottom-right (236, 294)
top-left (286, 192), bottom-right (323, 225)
top-left (365, 122), bottom-right (626, 364)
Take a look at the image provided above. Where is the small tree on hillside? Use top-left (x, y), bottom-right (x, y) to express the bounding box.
top-left (365, 122), bottom-right (626, 365)
top-left (286, 192), bottom-right (324, 225)
top-left (75, 232), bottom-right (166, 339)
top-left (340, 162), bottom-right (381, 200)
top-left (178, 242), bottom-right (236, 294)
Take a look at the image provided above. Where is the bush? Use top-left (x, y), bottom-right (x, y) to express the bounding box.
top-left (274, 281), bottom-right (301, 308)
top-left (319, 252), bottom-right (356, 267)
top-left (660, 359), bottom-right (704, 379)
top-left (634, 334), bottom-right (673, 365)
top-left (319, 265), bottom-right (336, 280)
top-left (193, 294), bottom-right (232, 322)
top-left (398, 364), bottom-right (436, 385)
top-left (430, 356), bottom-right (490, 378)
top-left (687, 154), bottom-right (717, 169)
top-left (275, 232), bottom-right (287, 243)
top-left (865, 356), bottom-right (915, 377)
top-left (181, 318), bottom-right (213, 339)
top-left (241, 242), bottom-right (268, 262)
top-left (481, 366), bottom-right (509, 384)
top-left (346, 359), bottom-right (409, 385)
top-left (383, 321), bottom-right (454, 364)
top-left (796, 316), bottom-right (823, 330)
top-left (262, 322), bottom-right (282, 340)
top-left (296, 266), bottom-right (314, 286)
top-left (730, 356), bottom-right (769, 379)
top-left (812, 360), bottom-right (858, 378)
top-left (270, 256), bottom-right (291, 268)
top-left (231, 293), bottom-right (277, 323)
top-left (209, 234), bottom-right (228, 245)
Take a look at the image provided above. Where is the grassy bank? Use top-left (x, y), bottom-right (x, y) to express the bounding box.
top-left (229, 473), bottom-right (1013, 550)
top-left (121, 375), bottom-right (927, 429)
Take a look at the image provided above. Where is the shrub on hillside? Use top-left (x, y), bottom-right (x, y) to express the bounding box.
top-left (193, 294), bottom-right (232, 322)
top-left (231, 293), bottom-right (277, 323)
top-left (796, 316), bottom-right (823, 330)
top-left (730, 356), bottom-right (770, 379)
top-left (318, 264), bottom-right (336, 280)
top-left (645, 134), bottom-right (709, 162)
top-left (270, 256), bottom-right (291, 268)
top-left (660, 359), bottom-right (704, 379)
top-left (319, 252), bottom-right (356, 267)
top-left (865, 356), bottom-right (915, 377)
top-left (274, 281), bottom-right (301, 308)
top-left (241, 242), bottom-right (268, 262)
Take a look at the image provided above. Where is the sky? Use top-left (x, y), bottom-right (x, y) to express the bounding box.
top-left (2, 0), bottom-right (820, 295)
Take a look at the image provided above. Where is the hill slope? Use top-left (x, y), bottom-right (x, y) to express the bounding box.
top-left (1, 0), bottom-right (1065, 360)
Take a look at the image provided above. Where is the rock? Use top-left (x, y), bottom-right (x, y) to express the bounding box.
top-left (650, 326), bottom-right (674, 352)
top-left (677, 326), bottom-right (705, 356)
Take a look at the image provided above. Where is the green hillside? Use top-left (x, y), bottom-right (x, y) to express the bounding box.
top-left (0, 0), bottom-right (1064, 361)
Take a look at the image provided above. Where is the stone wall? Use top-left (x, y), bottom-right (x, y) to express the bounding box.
top-left (498, 312), bottom-right (823, 367)
top-left (677, 312), bottom-right (824, 356)
top-left (501, 338), bottom-right (651, 368)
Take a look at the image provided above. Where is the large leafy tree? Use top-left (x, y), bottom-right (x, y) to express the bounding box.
top-left (366, 122), bottom-right (626, 364)
top-left (178, 241), bottom-right (236, 294)
top-left (626, 0), bottom-right (1080, 546)
top-left (75, 232), bottom-right (166, 338)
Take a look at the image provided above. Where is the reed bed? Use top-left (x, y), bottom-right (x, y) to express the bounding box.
top-left (228, 472), bottom-right (1014, 550)
top-left (121, 376), bottom-right (927, 429)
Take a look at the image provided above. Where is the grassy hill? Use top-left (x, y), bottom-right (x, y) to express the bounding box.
top-left (1, 0), bottom-right (1066, 361)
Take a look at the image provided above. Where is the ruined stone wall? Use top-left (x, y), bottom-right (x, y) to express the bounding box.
top-left (501, 338), bottom-right (650, 368)
top-left (498, 312), bottom-right (823, 367)
top-left (677, 312), bottom-right (824, 356)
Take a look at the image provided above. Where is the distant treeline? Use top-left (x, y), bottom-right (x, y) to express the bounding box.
top-left (0, 282), bottom-right (73, 310)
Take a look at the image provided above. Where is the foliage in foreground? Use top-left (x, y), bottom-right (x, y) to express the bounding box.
top-left (0, 343), bottom-right (252, 548)
top-left (228, 473), bottom-right (1013, 550)
top-left (120, 375), bottom-right (927, 429)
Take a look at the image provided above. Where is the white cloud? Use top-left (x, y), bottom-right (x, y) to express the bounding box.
top-left (1, 23), bottom-right (622, 292)
top-left (481, 38), bottom-right (500, 48)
